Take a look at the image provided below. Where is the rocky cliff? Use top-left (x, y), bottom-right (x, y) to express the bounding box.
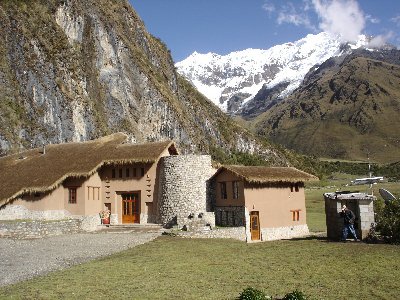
top-left (0, 0), bottom-right (287, 165)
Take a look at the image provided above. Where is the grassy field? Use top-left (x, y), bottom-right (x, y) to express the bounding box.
top-left (0, 176), bottom-right (399, 300)
top-left (0, 236), bottom-right (399, 300)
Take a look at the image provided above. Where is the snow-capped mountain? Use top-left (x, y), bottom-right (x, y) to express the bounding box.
top-left (176, 32), bottom-right (368, 114)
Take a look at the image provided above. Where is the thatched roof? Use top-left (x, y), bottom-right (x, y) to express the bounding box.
top-left (216, 165), bottom-right (318, 184)
top-left (0, 133), bottom-right (177, 205)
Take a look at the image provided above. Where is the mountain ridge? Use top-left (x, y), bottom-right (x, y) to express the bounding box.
top-left (253, 49), bottom-right (400, 163)
top-left (176, 32), bottom-right (369, 114)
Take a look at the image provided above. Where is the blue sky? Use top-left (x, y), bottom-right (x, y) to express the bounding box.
top-left (130, 0), bottom-right (400, 62)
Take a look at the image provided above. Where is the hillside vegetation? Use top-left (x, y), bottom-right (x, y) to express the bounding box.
top-left (253, 51), bottom-right (400, 164)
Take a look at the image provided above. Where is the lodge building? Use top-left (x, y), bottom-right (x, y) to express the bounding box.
top-left (0, 133), bottom-right (317, 242)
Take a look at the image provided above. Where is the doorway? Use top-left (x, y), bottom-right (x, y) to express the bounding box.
top-left (250, 211), bottom-right (260, 241)
top-left (122, 192), bottom-right (140, 223)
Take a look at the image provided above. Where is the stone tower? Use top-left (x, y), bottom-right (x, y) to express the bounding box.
top-left (157, 155), bottom-right (216, 229)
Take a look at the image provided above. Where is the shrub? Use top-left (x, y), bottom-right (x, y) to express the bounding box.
top-left (375, 199), bottom-right (400, 244)
top-left (283, 290), bottom-right (308, 300)
top-left (238, 287), bottom-right (270, 300)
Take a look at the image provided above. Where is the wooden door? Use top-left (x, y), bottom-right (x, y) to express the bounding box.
top-left (250, 211), bottom-right (260, 241)
top-left (122, 193), bottom-right (140, 223)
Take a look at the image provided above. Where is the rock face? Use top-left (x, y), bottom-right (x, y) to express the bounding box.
top-left (0, 0), bottom-right (286, 165)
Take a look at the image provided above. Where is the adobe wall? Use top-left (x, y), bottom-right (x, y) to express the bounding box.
top-left (244, 183), bottom-right (307, 228)
top-left (158, 155), bottom-right (216, 228)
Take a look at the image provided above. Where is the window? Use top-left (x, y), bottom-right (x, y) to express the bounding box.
top-left (133, 168), bottom-right (137, 177)
top-left (232, 181), bottom-right (239, 199)
top-left (291, 210), bottom-right (300, 221)
top-left (126, 168), bottom-right (130, 177)
top-left (290, 184), bottom-right (300, 192)
top-left (141, 167), bottom-right (145, 177)
top-left (119, 169), bottom-right (123, 178)
top-left (220, 182), bottom-right (227, 199)
top-left (112, 169), bottom-right (116, 178)
top-left (68, 188), bottom-right (77, 204)
top-left (88, 187), bottom-right (100, 200)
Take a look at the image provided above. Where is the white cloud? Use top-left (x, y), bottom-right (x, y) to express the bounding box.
top-left (262, 1), bottom-right (275, 14)
top-left (391, 15), bottom-right (400, 26)
top-left (276, 2), bottom-right (316, 30)
top-left (368, 32), bottom-right (394, 48)
top-left (366, 15), bottom-right (380, 24)
top-left (312, 0), bottom-right (365, 43)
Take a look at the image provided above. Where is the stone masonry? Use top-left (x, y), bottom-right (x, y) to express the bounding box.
top-left (0, 219), bottom-right (83, 239)
top-left (158, 155), bottom-right (216, 229)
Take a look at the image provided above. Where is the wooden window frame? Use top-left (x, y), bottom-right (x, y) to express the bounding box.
top-left (291, 209), bottom-right (301, 221)
top-left (88, 186), bottom-right (100, 201)
top-left (232, 181), bottom-right (239, 199)
top-left (220, 182), bottom-right (227, 200)
top-left (68, 187), bottom-right (77, 204)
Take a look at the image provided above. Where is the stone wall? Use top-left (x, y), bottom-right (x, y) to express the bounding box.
top-left (158, 155), bottom-right (216, 228)
top-left (358, 199), bottom-right (375, 239)
top-left (0, 205), bottom-right (71, 220)
top-left (0, 215), bottom-right (102, 239)
top-left (0, 219), bottom-right (82, 239)
top-left (215, 206), bottom-right (245, 227)
top-left (260, 224), bottom-right (309, 242)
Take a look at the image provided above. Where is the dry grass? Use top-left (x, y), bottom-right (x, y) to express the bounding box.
top-left (220, 165), bottom-right (318, 184)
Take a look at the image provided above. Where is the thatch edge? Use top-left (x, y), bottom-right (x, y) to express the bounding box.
top-left (219, 165), bottom-right (319, 184)
top-left (0, 157), bottom-right (158, 207)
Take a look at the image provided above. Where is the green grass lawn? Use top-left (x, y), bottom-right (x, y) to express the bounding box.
top-left (1, 236), bottom-right (399, 300)
top-left (1, 175), bottom-right (399, 300)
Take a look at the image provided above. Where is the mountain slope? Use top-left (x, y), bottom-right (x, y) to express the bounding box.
top-left (0, 0), bottom-right (287, 165)
top-left (176, 32), bottom-right (367, 114)
top-left (253, 49), bottom-right (400, 163)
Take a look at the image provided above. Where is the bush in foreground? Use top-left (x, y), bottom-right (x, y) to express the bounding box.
top-left (375, 198), bottom-right (400, 244)
top-left (283, 290), bottom-right (308, 300)
top-left (238, 287), bottom-right (270, 300)
top-left (238, 288), bottom-right (308, 300)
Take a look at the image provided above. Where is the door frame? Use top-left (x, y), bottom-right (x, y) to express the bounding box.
top-left (120, 191), bottom-right (141, 224)
top-left (250, 211), bottom-right (260, 241)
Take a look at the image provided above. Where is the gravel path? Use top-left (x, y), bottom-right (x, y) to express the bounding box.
top-left (0, 230), bottom-right (161, 287)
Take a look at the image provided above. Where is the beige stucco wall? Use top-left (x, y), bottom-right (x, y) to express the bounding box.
top-left (214, 170), bottom-right (307, 229)
top-left (99, 162), bottom-right (159, 224)
top-left (82, 173), bottom-right (103, 216)
top-left (244, 183), bottom-right (307, 228)
top-left (63, 177), bottom-right (86, 215)
top-left (13, 185), bottom-right (65, 211)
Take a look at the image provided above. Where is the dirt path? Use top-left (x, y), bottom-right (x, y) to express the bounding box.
top-left (0, 230), bottom-right (161, 287)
